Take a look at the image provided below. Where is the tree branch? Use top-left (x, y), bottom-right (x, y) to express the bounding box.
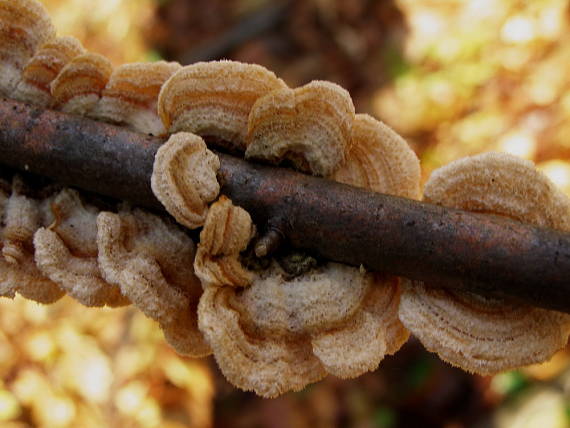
top-left (1, 97), bottom-right (569, 313)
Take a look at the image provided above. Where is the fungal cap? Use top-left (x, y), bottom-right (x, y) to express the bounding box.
top-left (245, 80), bottom-right (356, 177)
top-left (399, 152), bottom-right (570, 374)
top-left (333, 114), bottom-right (421, 199)
top-left (93, 61), bottom-right (182, 136)
top-left (194, 196), bottom-right (255, 288)
top-left (12, 36), bottom-right (85, 107)
top-left (33, 189), bottom-right (127, 307)
top-left (423, 152), bottom-right (570, 230)
top-left (0, 177), bottom-right (63, 303)
top-left (0, 0), bottom-right (56, 95)
top-left (97, 208), bottom-right (210, 357)
top-left (151, 132), bottom-right (221, 229)
top-left (50, 52), bottom-right (113, 115)
top-left (158, 60), bottom-right (288, 150)
top-left (198, 286), bottom-right (327, 398)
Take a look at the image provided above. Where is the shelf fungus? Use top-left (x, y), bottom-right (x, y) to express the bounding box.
top-left (333, 114), bottom-right (421, 199)
top-left (151, 132), bottom-right (221, 229)
top-left (97, 208), bottom-right (210, 357)
top-left (193, 114), bottom-right (419, 396)
top-left (12, 36), bottom-right (85, 107)
top-left (158, 60), bottom-right (287, 150)
top-left (399, 152), bottom-right (570, 375)
top-left (194, 196), bottom-right (255, 288)
top-left (50, 52), bottom-right (113, 116)
top-left (245, 81), bottom-right (355, 177)
top-left (92, 61), bottom-right (182, 136)
top-left (196, 199), bottom-right (408, 397)
top-left (33, 189), bottom-right (128, 307)
top-left (0, 0), bottom-right (55, 95)
top-left (0, 176), bottom-right (64, 303)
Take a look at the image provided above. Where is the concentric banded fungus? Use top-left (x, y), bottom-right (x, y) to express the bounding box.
top-left (194, 196), bottom-right (255, 287)
top-left (158, 60), bottom-right (287, 150)
top-left (97, 208), bottom-right (210, 357)
top-left (0, 177), bottom-right (63, 303)
top-left (12, 36), bottom-right (85, 107)
top-left (399, 152), bottom-right (570, 375)
top-left (333, 114), bottom-right (421, 199)
top-left (92, 61), bottom-right (182, 136)
top-left (151, 132), bottom-right (220, 229)
top-left (0, 0), bottom-right (55, 95)
top-left (245, 81), bottom-right (355, 177)
top-left (196, 198), bottom-right (409, 397)
top-left (50, 52), bottom-right (113, 115)
top-left (33, 189), bottom-right (128, 307)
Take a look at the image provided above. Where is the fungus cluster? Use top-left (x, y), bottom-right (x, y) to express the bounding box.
top-left (1, 0), bottom-right (569, 398)
top-left (399, 153), bottom-right (570, 375)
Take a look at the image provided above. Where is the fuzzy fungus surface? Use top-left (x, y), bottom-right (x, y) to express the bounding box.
top-left (158, 60), bottom-right (288, 150)
top-left (399, 152), bottom-right (570, 375)
top-left (12, 36), bottom-right (85, 107)
top-left (92, 61), bottom-right (182, 136)
top-left (0, 0), bottom-right (55, 95)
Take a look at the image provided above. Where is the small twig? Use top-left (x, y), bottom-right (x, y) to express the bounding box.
top-left (1, 98), bottom-right (569, 313)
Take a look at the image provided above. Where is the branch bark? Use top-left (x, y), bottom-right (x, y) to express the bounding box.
top-left (1, 98), bottom-right (569, 313)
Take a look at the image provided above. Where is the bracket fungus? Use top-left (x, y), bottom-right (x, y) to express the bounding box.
top-left (196, 199), bottom-right (410, 397)
top-left (191, 112), bottom-right (417, 397)
top-left (194, 195), bottom-right (255, 288)
top-left (245, 80), bottom-right (355, 177)
top-left (33, 189), bottom-right (128, 307)
top-left (92, 61), bottom-right (182, 136)
top-left (0, 0), bottom-right (55, 95)
top-left (97, 208), bottom-right (210, 357)
top-left (50, 52), bottom-right (113, 116)
top-left (333, 114), bottom-right (422, 199)
top-left (399, 152), bottom-right (570, 375)
top-left (151, 132), bottom-right (221, 229)
top-left (0, 176), bottom-right (64, 303)
top-left (158, 60), bottom-right (287, 150)
top-left (12, 36), bottom-right (85, 107)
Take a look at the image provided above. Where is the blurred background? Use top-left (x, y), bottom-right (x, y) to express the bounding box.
top-left (1, 0), bottom-right (570, 426)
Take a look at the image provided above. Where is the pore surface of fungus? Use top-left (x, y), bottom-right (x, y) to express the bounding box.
top-left (245, 80), bottom-right (355, 177)
top-left (97, 208), bottom-right (210, 357)
top-left (151, 132), bottom-right (221, 229)
top-left (50, 52), bottom-right (113, 116)
top-left (92, 61), bottom-right (182, 136)
top-left (0, 0), bottom-right (55, 95)
top-left (196, 197), bottom-right (409, 397)
top-left (33, 189), bottom-right (128, 307)
top-left (12, 36), bottom-right (85, 107)
top-left (399, 152), bottom-right (570, 375)
top-left (158, 60), bottom-right (287, 150)
top-left (0, 176), bottom-right (63, 303)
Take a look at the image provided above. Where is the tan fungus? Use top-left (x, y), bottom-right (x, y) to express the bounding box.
top-left (33, 189), bottom-right (128, 307)
top-left (246, 80), bottom-right (355, 177)
top-left (151, 132), bottom-right (220, 229)
top-left (399, 152), bottom-right (570, 375)
top-left (197, 198), bottom-right (406, 397)
top-left (158, 60), bottom-right (287, 150)
top-left (12, 36), bottom-right (85, 107)
top-left (333, 114), bottom-right (421, 199)
top-left (0, 0), bottom-right (55, 95)
top-left (92, 61), bottom-right (182, 136)
top-left (97, 208), bottom-right (210, 357)
top-left (194, 195), bottom-right (255, 288)
top-left (50, 52), bottom-right (113, 115)
top-left (0, 177), bottom-right (63, 303)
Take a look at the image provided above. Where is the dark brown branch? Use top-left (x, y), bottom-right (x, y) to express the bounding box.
top-left (1, 98), bottom-right (570, 313)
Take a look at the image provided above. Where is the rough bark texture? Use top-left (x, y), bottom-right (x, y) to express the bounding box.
top-left (1, 97), bottom-right (569, 313)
